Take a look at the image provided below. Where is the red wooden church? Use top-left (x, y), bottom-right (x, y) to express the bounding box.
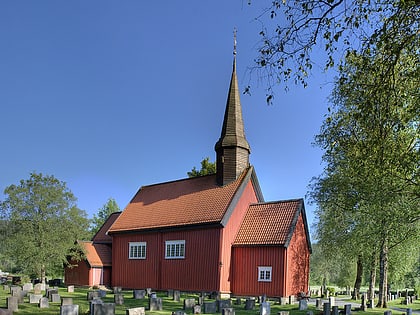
top-left (106, 55), bottom-right (312, 298)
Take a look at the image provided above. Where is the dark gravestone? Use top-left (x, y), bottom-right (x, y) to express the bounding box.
top-left (217, 300), bottom-right (231, 312)
top-left (88, 291), bottom-right (102, 300)
top-left (384, 311), bottom-right (392, 315)
top-left (60, 304), bottom-right (79, 315)
top-left (174, 290), bottom-right (181, 302)
top-left (203, 301), bottom-right (217, 313)
top-left (90, 299), bottom-right (104, 314)
top-left (126, 307), bottom-right (145, 315)
top-left (62, 297), bottom-right (73, 305)
top-left (184, 298), bottom-right (196, 310)
top-left (323, 302), bottom-right (331, 315)
top-left (167, 290), bottom-right (174, 298)
top-left (259, 302), bottom-right (270, 315)
top-left (235, 298), bottom-right (241, 305)
top-left (114, 293), bottom-right (124, 305)
top-left (175, 312), bottom-right (187, 315)
top-left (315, 298), bottom-right (322, 309)
top-left (407, 309), bottom-right (412, 315)
top-left (149, 298), bottom-right (163, 311)
top-left (91, 303), bottom-right (115, 315)
top-left (133, 289), bottom-right (146, 299)
top-left (39, 297), bottom-right (49, 308)
top-left (244, 298), bottom-right (255, 310)
top-left (299, 299), bottom-right (308, 310)
top-left (6, 296), bottom-right (18, 312)
top-left (344, 304), bottom-right (352, 315)
top-left (332, 305), bottom-right (339, 315)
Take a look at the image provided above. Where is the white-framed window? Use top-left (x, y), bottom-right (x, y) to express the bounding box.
top-left (258, 266), bottom-right (272, 282)
top-left (129, 242), bottom-right (146, 259)
top-left (165, 240), bottom-right (185, 259)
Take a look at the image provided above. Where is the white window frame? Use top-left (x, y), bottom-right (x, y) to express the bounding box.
top-left (258, 266), bottom-right (272, 282)
top-left (165, 240), bottom-right (185, 259)
top-left (129, 242), bottom-right (146, 259)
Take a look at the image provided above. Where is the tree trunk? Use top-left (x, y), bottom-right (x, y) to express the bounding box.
top-left (41, 264), bottom-right (46, 284)
top-left (377, 238), bottom-right (388, 308)
top-left (368, 255), bottom-right (377, 300)
top-left (351, 255), bottom-right (363, 300)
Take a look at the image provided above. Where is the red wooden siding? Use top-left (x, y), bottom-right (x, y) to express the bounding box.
top-left (230, 246), bottom-right (286, 297)
top-left (220, 180), bottom-right (258, 293)
top-left (112, 227), bottom-right (222, 291)
top-left (65, 259), bottom-right (90, 286)
top-left (285, 213), bottom-right (310, 296)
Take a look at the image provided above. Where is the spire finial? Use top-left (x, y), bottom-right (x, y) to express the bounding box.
top-left (233, 27), bottom-right (237, 56)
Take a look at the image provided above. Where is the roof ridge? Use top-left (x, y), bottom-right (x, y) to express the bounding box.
top-left (249, 198), bottom-right (303, 206)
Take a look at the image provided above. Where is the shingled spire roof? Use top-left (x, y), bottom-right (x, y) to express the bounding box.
top-left (215, 38), bottom-right (251, 186)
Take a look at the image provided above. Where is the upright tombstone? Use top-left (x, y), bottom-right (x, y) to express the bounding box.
top-left (39, 297), bottom-right (49, 308)
top-left (149, 298), bottom-right (163, 311)
top-left (113, 287), bottom-right (122, 294)
top-left (360, 294), bottom-right (366, 311)
top-left (51, 293), bottom-right (61, 303)
top-left (406, 308), bottom-right (412, 315)
top-left (259, 301), bottom-right (270, 315)
top-left (289, 296), bottom-right (295, 305)
top-left (133, 289), bottom-right (146, 299)
top-left (384, 311), bottom-right (392, 315)
top-left (67, 285), bottom-right (75, 293)
top-left (280, 297), bottom-right (288, 305)
top-left (10, 286), bottom-right (21, 297)
top-left (60, 304), bottom-right (79, 315)
top-left (61, 297), bottom-right (73, 305)
top-left (23, 283), bottom-right (33, 291)
top-left (245, 298), bottom-right (255, 310)
top-left (344, 304), bottom-right (352, 315)
top-left (34, 283), bottom-right (43, 294)
top-left (29, 294), bottom-right (43, 304)
top-left (6, 296), bottom-right (18, 312)
top-left (217, 300), bottom-right (231, 312)
top-left (114, 293), bottom-right (124, 305)
top-left (299, 299), bottom-right (308, 310)
top-left (332, 305), bottom-right (339, 315)
top-left (184, 298), bottom-right (196, 310)
top-left (203, 301), bottom-right (217, 313)
top-left (329, 297), bottom-right (335, 307)
top-left (323, 302), bottom-right (331, 315)
top-left (222, 308), bottom-right (235, 315)
top-left (0, 308), bottom-right (13, 315)
top-left (126, 307), bottom-right (145, 315)
top-left (173, 290), bottom-right (181, 302)
top-left (90, 298), bottom-right (104, 314)
top-left (194, 305), bottom-right (202, 314)
top-left (91, 302), bottom-right (115, 315)
top-left (315, 299), bottom-right (322, 310)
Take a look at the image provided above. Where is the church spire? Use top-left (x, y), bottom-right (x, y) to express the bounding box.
top-left (215, 30), bottom-right (251, 186)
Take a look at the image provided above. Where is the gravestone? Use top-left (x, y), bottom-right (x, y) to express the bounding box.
top-left (149, 298), bottom-right (163, 311)
top-left (62, 297), bottom-right (73, 305)
top-left (91, 302), bottom-right (115, 315)
top-left (113, 287), bottom-right (122, 294)
top-left (259, 301), bottom-right (270, 315)
top-left (47, 288), bottom-right (59, 299)
top-left (23, 283), bottom-right (33, 291)
top-left (60, 304), bottom-right (79, 315)
top-left (344, 304), bottom-right (352, 315)
top-left (29, 294), bottom-right (43, 304)
top-left (17, 290), bottom-right (26, 303)
top-left (384, 311), bottom-right (392, 315)
top-left (194, 305), bottom-right (202, 314)
top-left (90, 298), bottom-right (104, 314)
top-left (174, 290), bottom-right (181, 302)
top-left (218, 299), bottom-right (231, 311)
top-left (114, 293), bottom-right (124, 305)
top-left (34, 283), bottom-right (42, 294)
top-left (316, 298), bottom-right (322, 310)
top-left (332, 305), bottom-right (339, 315)
top-left (245, 298), bottom-right (255, 310)
top-left (0, 309), bottom-right (13, 315)
top-left (146, 288), bottom-right (152, 295)
top-left (175, 311), bottom-right (187, 315)
top-left (167, 289), bottom-right (174, 298)
top-left (235, 297), bottom-right (241, 305)
top-left (306, 311), bottom-right (313, 315)
top-left (289, 296), bottom-right (295, 304)
top-left (280, 297), bottom-right (288, 305)
top-left (222, 308), bottom-right (235, 315)
top-left (51, 293), bottom-right (61, 303)
top-left (99, 290), bottom-right (107, 298)
top-left (299, 299), bottom-right (308, 310)
top-left (67, 285), bottom-right (75, 293)
top-left (184, 298), bottom-right (196, 310)
top-left (407, 308), bottom-right (412, 315)
top-left (361, 293), bottom-right (366, 311)
top-left (126, 307), bottom-right (145, 315)
top-left (278, 311), bottom-right (289, 315)
top-left (10, 286), bottom-right (21, 296)
top-left (39, 297), bottom-right (49, 308)
top-left (203, 301), bottom-right (217, 313)
top-left (6, 296), bottom-right (18, 312)
top-left (88, 291), bottom-right (102, 300)
top-left (133, 289), bottom-right (146, 299)
top-left (323, 302), bottom-right (331, 315)
top-left (329, 297), bottom-right (335, 307)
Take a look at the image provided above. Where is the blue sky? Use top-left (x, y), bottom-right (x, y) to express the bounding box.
top-left (0, 1), bottom-right (333, 235)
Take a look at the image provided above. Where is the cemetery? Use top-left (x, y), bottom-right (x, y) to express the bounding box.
top-left (0, 282), bottom-right (418, 315)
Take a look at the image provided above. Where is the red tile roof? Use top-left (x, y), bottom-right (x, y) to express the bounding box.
top-left (92, 212), bottom-right (121, 243)
top-left (79, 241), bottom-right (112, 267)
top-left (108, 170), bottom-right (251, 233)
top-left (234, 199), bottom-right (303, 246)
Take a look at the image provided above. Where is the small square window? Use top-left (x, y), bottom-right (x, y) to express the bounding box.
top-left (129, 242), bottom-right (146, 259)
top-left (258, 266), bottom-right (272, 282)
top-left (165, 240), bottom-right (185, 259)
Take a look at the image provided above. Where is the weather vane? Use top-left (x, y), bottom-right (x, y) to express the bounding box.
top-left (233, 27), bottom-right (237, 56)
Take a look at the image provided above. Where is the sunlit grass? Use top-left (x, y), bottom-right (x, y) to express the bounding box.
top-left (0, 285), bottom-right (418, 315)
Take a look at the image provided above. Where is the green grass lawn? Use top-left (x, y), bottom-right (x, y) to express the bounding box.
top-left (0, 285), bottom-right (418, 315)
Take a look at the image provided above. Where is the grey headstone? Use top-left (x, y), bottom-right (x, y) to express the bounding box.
top-left (67, 285), bottom-right (74, 293)
top-left (60, 304), bottom-right (79, 315)
top-left (6, 296), bottom-right (18, 312)
top-left (174, 290), bottom-right (181, 302)
top-left (299, 299), bottom-right (308, 310)
top-left (91, 302), bottom-right (115, 315)
top-left (344, 304), bottom-right (352, 315)
top-left (98, 290), bottom-right (107, 298)
top-left (316, 298), bottom-right (322, 309)
top-left (194, 305), bottom-right (202, 314)
top-left (113, 287), bottom-right (122, 294)
top-left (89, 298), bottom-right (104, 314)
top-left (10, 286), bottom-right (21, 296)
top-left (384, 311), bottom-right (392, 315)
top-left (133, 289), bottom-right (146, 299)
top-left (245, 298), bottom-right (255, 310)
top-left (184, 298), bottom-right (196, 310)
top-left (203, 301), bottom-right (217, 313)
top-left (39, 297), bottom-right (49, 308)
top-left (235, 298), bottom-right (241, 305)
top-left (17, 290), bottom-right (26, 303)
top-left (23, 283), bottom-right (33, 291)
top-left (88, 291), bottom-right (102, 300)
top-left (167, 289), bottom-right (174, 298)
top-left (222, 308), bottom-right (235, 315)
top-left (259, 301), bottom-right (270, 315)
top-left (279, 297), bottom-right (288, 305)
top-left (29, 294), bottom-right (43, 304)
top-left (51, 293), bottom-right (61, 303)
top-left (175, 311), bottom-right (187, 315)
top-left (0, 309), bottom-right (13, 315)
top-left (332, 305), bottom-right (339, 315)
top-left (289, 296), bottom-right (295, 304)
top-left (62, 297), bottom-right (73, 305)
top-left (114, 293), bottom-right (124, 305)
top-left (218, 299), bottom-right (231, 311)
top-left (149, 298), bottom-right (163, 311)
top-left (126, 307), bottom-right (145, 315)
top-left (34, 283), bottom-right (43, 294)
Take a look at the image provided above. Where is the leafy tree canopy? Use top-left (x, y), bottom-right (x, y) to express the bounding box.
top-left (187, 157), bottom-right (216, 178)
top-left (0, 172), bottom-right (90, 280)
top-left (90, 198), bottom-right (120, 236)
